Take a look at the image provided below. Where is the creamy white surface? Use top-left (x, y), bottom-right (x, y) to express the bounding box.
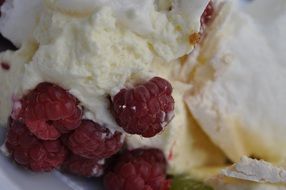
top-left (0, 43), bottom-right (36, 124)
top-left (0, 51), bottom-right (24, 124)
top-left (185, 1), bottom-right (286, 163)
top-left (1, 0), bottom-right (209, 58)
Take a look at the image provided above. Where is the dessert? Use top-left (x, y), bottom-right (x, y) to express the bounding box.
top-left (1, 0), bottom-right (286, 190)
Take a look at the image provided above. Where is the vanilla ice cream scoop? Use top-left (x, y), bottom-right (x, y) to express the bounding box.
top-left (185, 1), bottom-right (286, 163)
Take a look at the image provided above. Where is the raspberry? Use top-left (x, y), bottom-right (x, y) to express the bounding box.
top-left (112, 77), bottom-right (175, 137)
top-left (67, 120), bottom-right (123, 159)
top-left (5, 120), bottom-right (67, 172)
top-left (104, 148), bottom-right (170, 190)
top-left (201, 1), bottom-right (214, 27)
top-left (120, 148), bottom-right (167, 173)
top-left (1, 62), bottom-right (10, 71)
top-left (14, 82), bottom-right (82, 140)
top-left (63, 154), bottom-right (104, 177)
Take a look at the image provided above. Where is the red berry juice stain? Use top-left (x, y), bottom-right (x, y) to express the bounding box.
top-left (1, 62), bottom-right (10, 71)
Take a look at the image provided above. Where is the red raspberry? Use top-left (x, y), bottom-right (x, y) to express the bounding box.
top-left (67, 120), bottom-right (123, 159)
top-left (112, 77), bottom-right (175, 137)
top-left (14, 82), bottom-right (82, 140)
top-left (5, 120), bottom-right (67, 172)
top-left (1, 62), bottom-right (10, 71)
top-left (201, 1), bottom-right (214, 27)
top-left (119, 148), bottom-right (167, 173)
top-left (63, 154), bottom-right (104, 177)
top-left (104, 148), bottom-right (170, 190)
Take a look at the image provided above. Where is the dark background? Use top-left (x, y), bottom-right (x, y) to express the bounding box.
top-left (0, 34), bottom-right (17, 52)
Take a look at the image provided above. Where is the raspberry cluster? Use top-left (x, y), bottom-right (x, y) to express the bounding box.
top-left (4, 76), bottom-right (174, 186)
top-left (4, 77), bottom-right (174, 177)
top-left (5, 82), bottom-right (123, 176)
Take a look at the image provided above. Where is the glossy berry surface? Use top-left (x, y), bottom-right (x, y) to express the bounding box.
top-left (112, 77), bottom-right (175, 138)
top-left (5, 120), bottom-right (67, 172)
top-left (63, 154), bottom-right (104, 177)
top-left (67, 120), bottom-right (123, 159)
top-left (14, 82), bottom-right (82, 140)
top-left (104, 148), bottom-right (170, 190)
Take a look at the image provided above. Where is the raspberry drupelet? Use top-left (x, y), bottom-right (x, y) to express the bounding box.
top-left (5, 119), bottom-right (68, 172)
top-left (67, 119), bottom-right (123, 160)
top-left (14, 82), bottom-right (83, 140)
top-left (112, 77), bottom-right (175, 138)
top-left (104, 148), bottom-right (170, 190)
top-left (63, 154), bottom-right (105, 177)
